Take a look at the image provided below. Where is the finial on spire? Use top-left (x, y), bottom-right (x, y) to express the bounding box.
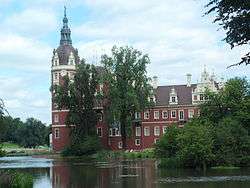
top-left (64, 6), bottom-right (67, 17)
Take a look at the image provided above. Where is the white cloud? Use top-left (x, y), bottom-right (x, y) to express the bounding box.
top-left (3, 8), bottom-right (57, 36)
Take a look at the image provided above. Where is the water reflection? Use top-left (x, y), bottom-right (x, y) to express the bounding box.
top-left (1, 157), bottom-right (250, 188)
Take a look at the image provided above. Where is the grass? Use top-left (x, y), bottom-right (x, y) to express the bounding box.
top-left (1, 142), bottom-right (22, 149)
top-left (94, 148), bottom-right (155, 162)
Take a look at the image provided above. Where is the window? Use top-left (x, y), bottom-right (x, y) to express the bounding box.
top-left (162, 111), bottom-right (168, 119)
top-left (200, 94), bottom-right (204, 101)
top-left (54, 73), bottom-right (58, 81)
top-left (97, 127), bottom-right (102, 137)
top-left (154, 111), bottom-right (159, 119)
top-left (109, 128), bottom-right (120, 136)
top-left (144, 111), bottom-right (149, 119)
top-left (171, 110), bottom-right (176, 118)
top-left (55, 128), bottom-right (60, 139)
top-left (179, 110), bottom-right (184, 120)
top-left (135, 112), bottom-right (141, 119)
top-left (135, 139), bottom-right (141, 146)
top-left (193, 95), bottom-right (197, 100)
top-left (144, 127), bottom-right (150, 136)
top-left (188, 109), bottom-right (194, 118)
top-left (163, 126), bottom-right (168, 134)
top-left (154, 126), bottom-right (160, 136)
top-left (154, 138), bottom-right (159, 144)
top-left (97, 113), bottom-right (103, 122)
top-left (171, 96), bottom-right (176, 103)
top-left (135, 127), bottom-right (141, 137)
top-left (54, 114), bottom-right (59, 123)
top-left (118, 142), bottom-right (123, 149)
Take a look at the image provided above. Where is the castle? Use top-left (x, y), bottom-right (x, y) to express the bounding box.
top-left (51, 9), bottom-right (223, 151)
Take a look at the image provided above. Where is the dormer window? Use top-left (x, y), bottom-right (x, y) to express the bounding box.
top-left (171, 96), bottom-right (176, 103)
top-left (53, 53), bottom-right (59, 66)
top-left (169, 87), bottom-right (178, 105)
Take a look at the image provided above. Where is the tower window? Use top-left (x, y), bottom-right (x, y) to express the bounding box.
top-left (135, 127), bottom-right (141, 137)
top-left (154, 126), bottom-right (160, 136)
top-left (144, 127), bottom-right (150, 136)
top-left (144, 111), bottom-right (150, 119)
top-left (97, 127), bottom-right (102, 137)
top-left (154, 111), bottom-right (160, 119)
top-left (172, 96), bottom-right (176, 103)
top-left (55, 128), bottom-right (60, 139)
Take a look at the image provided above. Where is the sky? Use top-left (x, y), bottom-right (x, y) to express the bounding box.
top-left (0, 0), bottom-right (249, 124)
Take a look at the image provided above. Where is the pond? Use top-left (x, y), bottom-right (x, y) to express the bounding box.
top-left (0, 156), bottom-right (250, 188)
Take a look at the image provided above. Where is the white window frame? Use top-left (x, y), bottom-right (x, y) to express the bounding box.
top-left (171, 110), bottom-right (176, 118)
top-left (144, 111), bottom-right (149, 119)
top-left (135, 112), bottom-right (141, 119)
top-left (144, 126), bottom-right (150, 136)
top-left (135, 139), bottom-right (141, 146)
top-left (118, 141), bottom-right (123, 149)
top-left (154, 126), bottom-right (160, 136)
top-left (163, 126), bottom-right (168, 134)
top-left (179, 110), bottom-right (184, 120)
top-left (54, 114), bottom-right (59, 123)
top-left (188, 109), bottom-right (194, 118)
top-left (97, 127), bottom-right (102, 137)
top-left (154, 138), bottom-right (159, 144)
top-left (135, 127), bottom-right (141, 137)
top-left (55, 128), bottom-right (60, 139)
top-left (154, 111), bottom-right (160, 119)
top-left (162, 111), bottom-right (168, 119)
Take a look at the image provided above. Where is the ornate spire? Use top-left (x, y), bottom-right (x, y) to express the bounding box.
top-left (60, 6), bottom-right (72, 45)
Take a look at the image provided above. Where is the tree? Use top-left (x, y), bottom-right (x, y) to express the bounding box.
top-left (101, 46), bottom-right (153, 149)
top-left (54, 61), bottom-right (99, 145)
top-left (205, 0), bottom-right (250, 66)
top-left (16, 118), bottom-right (47, 148)
top-left (155, 125), bottom-right (181, 158)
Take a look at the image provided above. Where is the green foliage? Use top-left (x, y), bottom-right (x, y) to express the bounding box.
top-left (155, 125), bottom-right (180, 158)
top-left (54, 61), bottom-right (99, 145)
top-left (205, 0), bottom-right (250, 66)
top-left (0, 144), bottom-right (6, 157)
top-left (0, 116), bottom-right (49, 148)
top-left (213, 117), bottom-right (250, 166)
top-left (101, 46), bottom-right (153, 148)
top-left (16, 118), bottom-right (48, 148)
top-left (0, 171), bottom-right (33, 188)
top-left (156, 78), bottom-right (250, 169)
top-left (177, 121), bottom-right (214, 168)
top-left (62, 136), bottom-right (101, 157)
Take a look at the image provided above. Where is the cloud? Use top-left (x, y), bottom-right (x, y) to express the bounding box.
top-left (0, 34), bottom-right (52, 72)
top-left (3, 8), bottom-right (57, 37)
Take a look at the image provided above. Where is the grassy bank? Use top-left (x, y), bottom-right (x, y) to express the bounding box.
top-left (93, 148), bottom-right (155, 162)
top-left (1, 142), bottom-right (52, 157)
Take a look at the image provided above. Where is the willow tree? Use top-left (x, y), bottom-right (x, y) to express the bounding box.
top-left (101, 46), bottom-right (153, 149)
top-left (205, 0), bottom-right (250, 66)
top-left (54, 61), bottom-right (99, 144)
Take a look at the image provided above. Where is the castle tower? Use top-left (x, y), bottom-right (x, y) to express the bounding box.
top-left (51, 7), bottom-right (80, 151)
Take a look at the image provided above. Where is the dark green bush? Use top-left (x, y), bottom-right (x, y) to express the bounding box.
top-left (158, 157), bottom-right (182, 168)
top-left (62, 136), bottom-right (101, 157)
top-left (0, 145), bottom-right (6, 157)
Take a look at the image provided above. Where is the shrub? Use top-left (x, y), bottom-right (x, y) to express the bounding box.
top-left (0, 171), bottom-right (33, 188)
top-left (62, 136), bottom-right (101, 157)
top-left (0, 145), bottom-right (6, 157)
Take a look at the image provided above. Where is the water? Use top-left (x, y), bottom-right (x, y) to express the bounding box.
top-left (1, 156), bottom-right (250, 188)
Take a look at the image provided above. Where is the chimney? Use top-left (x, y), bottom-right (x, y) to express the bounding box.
top-left (186, 73), bottom-right (192, 87)
top-left (152, 76), bottom-right (158, 89)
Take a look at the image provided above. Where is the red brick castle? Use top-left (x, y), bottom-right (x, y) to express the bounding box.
top-left (51, 9), bottom-right (223, 151)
